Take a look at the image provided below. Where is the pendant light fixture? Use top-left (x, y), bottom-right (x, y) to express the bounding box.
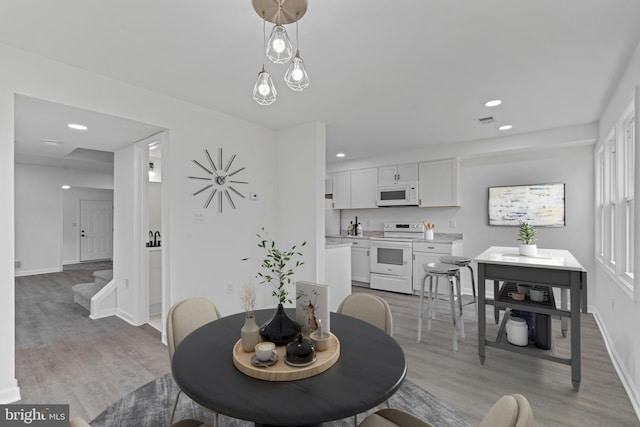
top-left (252, 0), bottom-right (308, 105)
top-left (266, 24), bottom-right (293, 64)
top-left (253, 16), bottom-right (277, 105)
top-left (284, 19), bottom-right (309, 91)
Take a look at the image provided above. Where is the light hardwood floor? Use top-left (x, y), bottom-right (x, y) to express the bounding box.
top-left (14, 268), bottom-right (640, 426)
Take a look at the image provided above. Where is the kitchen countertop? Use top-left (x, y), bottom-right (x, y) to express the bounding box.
top-left (326, 231), bottom-right (463, 243)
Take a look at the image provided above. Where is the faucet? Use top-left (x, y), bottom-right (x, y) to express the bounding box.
top-left (154, 231), bottom-right (161, 247)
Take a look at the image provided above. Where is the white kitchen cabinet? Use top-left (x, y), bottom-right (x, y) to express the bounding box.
top-left (379, 163), bottom-right (418, 184)
top-left (325, 242), bottom-right (352, 311)
top-left (331, 171), bottom-right (351, 209)
top-left (349, 238), bottom-right (370, 283)
top-left (350, 168), bottom-right (378, 209)
top-left (418, 158), bottom-right (462, 207)
top-left (412, 241), bottom-right (463, 292)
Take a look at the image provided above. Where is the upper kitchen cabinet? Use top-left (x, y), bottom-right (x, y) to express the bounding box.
top-left (418, 158), bottom-right (462, 207)
top-left (378, 163), bottom-right (418, 185)
top-left (350, 168), bottom-right (378, 209)
top-left (331, 168), bottom-right (378, 209)
top-left (331, 171), bottom-right (351, 209)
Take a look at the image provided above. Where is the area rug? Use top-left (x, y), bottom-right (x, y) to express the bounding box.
top-left (91, 374), bottom-right (471, 427)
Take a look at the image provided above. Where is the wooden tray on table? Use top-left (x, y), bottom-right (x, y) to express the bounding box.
top-left (232, 333), bottom-right (340, 381)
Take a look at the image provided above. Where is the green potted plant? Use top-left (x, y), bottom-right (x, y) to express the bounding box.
top-left (243, 228), bottom-right (306, 345)
top-left (517, 222), bottom-right (537, 256)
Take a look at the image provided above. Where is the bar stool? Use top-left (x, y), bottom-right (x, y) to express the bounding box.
top-left (417, 262), bottom-right (465, 351)
top-left (440, 255), bottom-right (476, 309)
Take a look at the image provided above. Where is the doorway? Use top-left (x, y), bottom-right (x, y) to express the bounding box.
top-left (79, 200), bottom-right (113, 261)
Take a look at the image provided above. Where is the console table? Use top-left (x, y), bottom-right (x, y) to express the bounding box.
top-left (475, 246), bottom-right (587, 391)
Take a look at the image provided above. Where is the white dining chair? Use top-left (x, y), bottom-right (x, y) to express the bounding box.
top-left (167, 297), bottom-right (222, 427)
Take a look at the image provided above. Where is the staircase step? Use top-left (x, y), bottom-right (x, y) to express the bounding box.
top-left (93, 270), bottom-right (113, 287)
top-left (72, 282), bottom-right (106, 312)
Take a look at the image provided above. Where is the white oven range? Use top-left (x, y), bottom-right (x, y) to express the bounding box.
top-left (370, 221), bottom-right (425, 294)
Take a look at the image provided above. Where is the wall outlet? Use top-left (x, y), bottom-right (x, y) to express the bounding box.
top-left (227, 283), bottom-right (234, 294)
top-left (125, 279), bottom-right (129, 289)
top-left (450, 219), bottom-right (456, 228)
top-left (14, 260), bottom-right (22, 269)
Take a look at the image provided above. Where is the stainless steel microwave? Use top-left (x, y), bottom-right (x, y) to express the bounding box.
top-left (376, 181), bottom-right (419, 206)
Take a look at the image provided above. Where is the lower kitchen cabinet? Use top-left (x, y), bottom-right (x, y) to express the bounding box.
top-left (412, 241), bottom-right (463, 293)
top-left (349, 238), bottom-right (371, 283)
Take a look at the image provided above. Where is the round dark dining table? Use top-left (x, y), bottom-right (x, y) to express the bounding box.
top-left (171, 308), bottom-right (407, 427)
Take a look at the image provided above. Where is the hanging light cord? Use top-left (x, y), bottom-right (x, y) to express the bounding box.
top-left (262, 13), bottom-right (267, 67)
top-left (295, 16), bottom-right (300, 52)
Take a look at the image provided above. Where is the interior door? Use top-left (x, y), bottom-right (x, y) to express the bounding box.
top-left (80, 200), bottom-right (113, 261)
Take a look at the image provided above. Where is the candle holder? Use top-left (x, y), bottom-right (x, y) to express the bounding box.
top-left (309, 330), bottom-right (330, 351)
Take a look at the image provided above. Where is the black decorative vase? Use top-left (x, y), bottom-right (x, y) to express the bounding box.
top-left (259, 304), bottom-right (301, 345)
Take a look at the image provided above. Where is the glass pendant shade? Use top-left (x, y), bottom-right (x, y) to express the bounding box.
top-left (253, 66), bottom-right (277, 105)
top-left (284, 51), bottom-right (310, 91)
top-left (266, 25), bottom-right (293, 64)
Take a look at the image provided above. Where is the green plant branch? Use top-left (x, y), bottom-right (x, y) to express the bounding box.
top-left (242, 228), bottom-right (306, 305)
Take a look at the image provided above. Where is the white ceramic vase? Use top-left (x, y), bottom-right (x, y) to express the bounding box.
top-left (240, 314), bottom-right (261, 352)
top-left (519, 243), bottom-right (537, 257)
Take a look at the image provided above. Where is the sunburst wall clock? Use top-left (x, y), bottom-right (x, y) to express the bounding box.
top-left (188, 147), bottom-right (248, 213)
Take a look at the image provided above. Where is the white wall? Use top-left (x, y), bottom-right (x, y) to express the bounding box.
top-left (62, 187), bottom-right (114, 264)
top-left (113, 144), bottom-right (138, 324)
top-left (594, 38), bottom-right (640, 414)
top-left (0, 42), bottom-right (325, 402)
top-left (0, 81), bottom-right (19, 403)
top-left (276, 122), bottom-right (327, 294)
top-left (14, 163), bottom-right (113, 275)
top-left (147, 182), bottom-right (161, 238)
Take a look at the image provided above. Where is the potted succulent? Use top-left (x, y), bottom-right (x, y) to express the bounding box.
top-left (517, 222), bottom-right (537, 256)
top-left (243, 228), bottom-right (306, 345)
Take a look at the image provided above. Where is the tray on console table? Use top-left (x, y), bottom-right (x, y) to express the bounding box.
top-left (232, 333), bottom-right (340, 381)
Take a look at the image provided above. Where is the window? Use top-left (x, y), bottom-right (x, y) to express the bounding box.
top-left (622, 108), bottom-right (635, 280)
top-left (596, 97), bottom-right (636, 293)
top-left (596, 147), bottom-right (605, 258)
top-left (608, 135), bottom-right (617, 267)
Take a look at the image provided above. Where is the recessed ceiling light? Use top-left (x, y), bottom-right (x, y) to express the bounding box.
top-left (61, 185), bottom-right (71, 190)
top-left (68, 123), bottom-right (88, 130)
top-left (43, 139), bottom-right (62, 146)
top-left (484, 99), bottom-right (502, 107)
top-left (498, 124), bottom-right (513, 131)
top-left (336, 153), bottom-right (345, 158)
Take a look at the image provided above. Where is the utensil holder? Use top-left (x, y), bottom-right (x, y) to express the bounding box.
top-left (425, 229), bottom-right (434, 240)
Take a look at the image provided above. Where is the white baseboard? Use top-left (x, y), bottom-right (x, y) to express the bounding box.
top-left (0, 379), bottom-right (21, 404)
top-left (116, 308), bottom-right (143, 326)
top-left (15, 267), bottom-right (61, 277)
top-left (592, 307), bottom-right (640, 421)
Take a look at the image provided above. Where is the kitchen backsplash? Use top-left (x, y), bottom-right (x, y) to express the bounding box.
top-left (339, 206), bottom-right (460, 234)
